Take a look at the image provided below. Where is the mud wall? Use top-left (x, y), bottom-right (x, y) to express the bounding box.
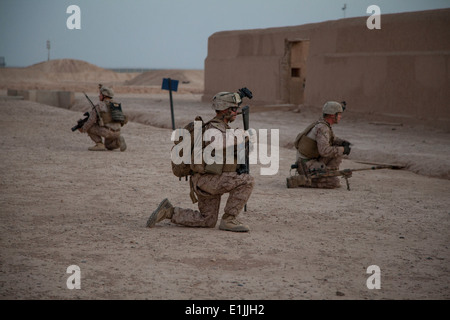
top-left (203, 9), bottom-right (450, 128)
top-left (7, 89), bottom-right (74, 108)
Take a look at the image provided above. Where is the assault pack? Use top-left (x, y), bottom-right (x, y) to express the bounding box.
top-left (171, 116), bottom-right (205, 180)
top-left (171, 116), bottom-right (230, 180)
top-left (171, 88), bottom-right (253, 181)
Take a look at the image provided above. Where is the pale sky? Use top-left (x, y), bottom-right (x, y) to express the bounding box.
top-left (1, 0), bottom-right (449, 69)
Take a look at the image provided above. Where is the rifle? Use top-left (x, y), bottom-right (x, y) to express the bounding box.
top-left (71, 111), bottom-right (90, 132)
top-left (235, 87), bottom-right (252, 211)
top-left (83, 92), bottom-right (96, 108)
top-left (84, 92), bottom-right (103, 125)
top-left (236, 87), bottom-right (252, 176)
top-left (289, 164), bottom-right (405, 190)
top-left (237, 105), bottom-right (250, 211)
top-left (72, 92), bottom-right (102, 132)
top-left (237, 105), bottom-right (250, 174)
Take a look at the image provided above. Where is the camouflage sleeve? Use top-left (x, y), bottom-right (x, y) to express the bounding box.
top-left (315, 124), bottom-right (343, 158)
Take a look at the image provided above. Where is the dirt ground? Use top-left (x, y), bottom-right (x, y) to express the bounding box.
top-left (0, 63), bottom-right (449, 300)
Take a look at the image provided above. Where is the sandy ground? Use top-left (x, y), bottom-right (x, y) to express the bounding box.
top-left (0, 62), bottom-right (449, 300)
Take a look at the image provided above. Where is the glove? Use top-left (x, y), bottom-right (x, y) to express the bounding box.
top-left (343, 144), bottom-right (351, 155)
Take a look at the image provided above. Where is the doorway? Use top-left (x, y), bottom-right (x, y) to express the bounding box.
top-left (288, 40), bottom-right (310, 105)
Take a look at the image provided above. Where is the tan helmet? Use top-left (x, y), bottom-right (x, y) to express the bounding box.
top-left (100, 86), bottom-right (114, 98)
top-left (322, 101), bottom-right (343, 115)
top-left (212, 92), bottom-right (242, 111)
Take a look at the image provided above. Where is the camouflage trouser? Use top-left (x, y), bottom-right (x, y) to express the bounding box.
top-left (87, 124), bottom-right (121, 150)
top-left (171, 172), bottom-right (254, 228)
top-left (305, 155), bottom-right (343, 188)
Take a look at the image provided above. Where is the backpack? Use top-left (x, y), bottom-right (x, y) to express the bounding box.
top-left (171, 116), bottom-right (205, 180)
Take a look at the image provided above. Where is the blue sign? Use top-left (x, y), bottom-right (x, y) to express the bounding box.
top-left (162, 78), bottom-right (179, 92)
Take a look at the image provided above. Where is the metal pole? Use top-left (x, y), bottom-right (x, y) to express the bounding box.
top-left (46, 40), bottom-right (51, 61)
top-left (168, 78), bottom-right (175, 130)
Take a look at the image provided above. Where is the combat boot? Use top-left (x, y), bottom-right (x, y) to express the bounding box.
top-left (88, 142), bottom-right (107, 151)
top-left (119, 135), bottom-right (127, 152)
top-left (219, 213), bottom-right (250, 232)
top-left (146, 198), bottom-right (174, 228)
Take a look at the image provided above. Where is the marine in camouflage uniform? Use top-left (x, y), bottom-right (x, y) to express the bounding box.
top-left (78, 85), bottom-right (127, 151)
top-left (294, 101), bottom-right (351, 188)
top-left (147, 92), bottom-right (254, 232)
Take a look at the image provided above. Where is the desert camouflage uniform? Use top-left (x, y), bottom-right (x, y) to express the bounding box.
top-left (171, 117), bottom-right (254, 227)
top-left (172, 172), bottom-right (254, 227)
top-left (298, 119), bottom-right (345, 188)
top-left (80, 100), bottom-right (122, 150)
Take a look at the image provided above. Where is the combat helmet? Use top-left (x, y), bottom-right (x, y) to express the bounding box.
top-left (99, 85), bottom-right (114, 98)
top-left (212, 92), bottom-right (242, 111)
top-left (322, 101), bottom-right (344, 115)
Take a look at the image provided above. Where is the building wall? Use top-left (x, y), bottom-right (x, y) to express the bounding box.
top-left (203, 9), bottom-right (450, 128)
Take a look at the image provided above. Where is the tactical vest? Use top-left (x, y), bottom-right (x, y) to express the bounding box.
top-left (99, 101), bottom-right (125, 125)
top-left (294, 119), bottom-right (335, 159)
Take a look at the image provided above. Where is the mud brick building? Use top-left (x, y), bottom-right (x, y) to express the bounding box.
top-left (203, 9), bottom-right (450, 129)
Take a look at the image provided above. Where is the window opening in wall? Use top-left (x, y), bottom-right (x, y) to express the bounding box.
top-left (291, 68), bottom-right (300, 77)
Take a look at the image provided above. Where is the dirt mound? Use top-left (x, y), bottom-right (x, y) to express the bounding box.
top-left (0, 59), bottom-right (137, 90)
top-left (125, 69), bottom-right (203, 87)
top-left (0, 60), bottom-right (202, 93)
top-left (26, 59), bottom-right (112, 74)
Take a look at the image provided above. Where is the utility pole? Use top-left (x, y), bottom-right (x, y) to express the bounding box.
top-left (342, 3), bottom-right (347, 18)
top-left (46, 40), bottom-right (51, 61)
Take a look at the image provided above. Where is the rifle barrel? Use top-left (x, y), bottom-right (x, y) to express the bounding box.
top-left (350, 165), bottom-right (405, 171)
top-left (310, 165), bottom-right (405, 177)
top-left (83, 92), bottom-right (96, 108)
